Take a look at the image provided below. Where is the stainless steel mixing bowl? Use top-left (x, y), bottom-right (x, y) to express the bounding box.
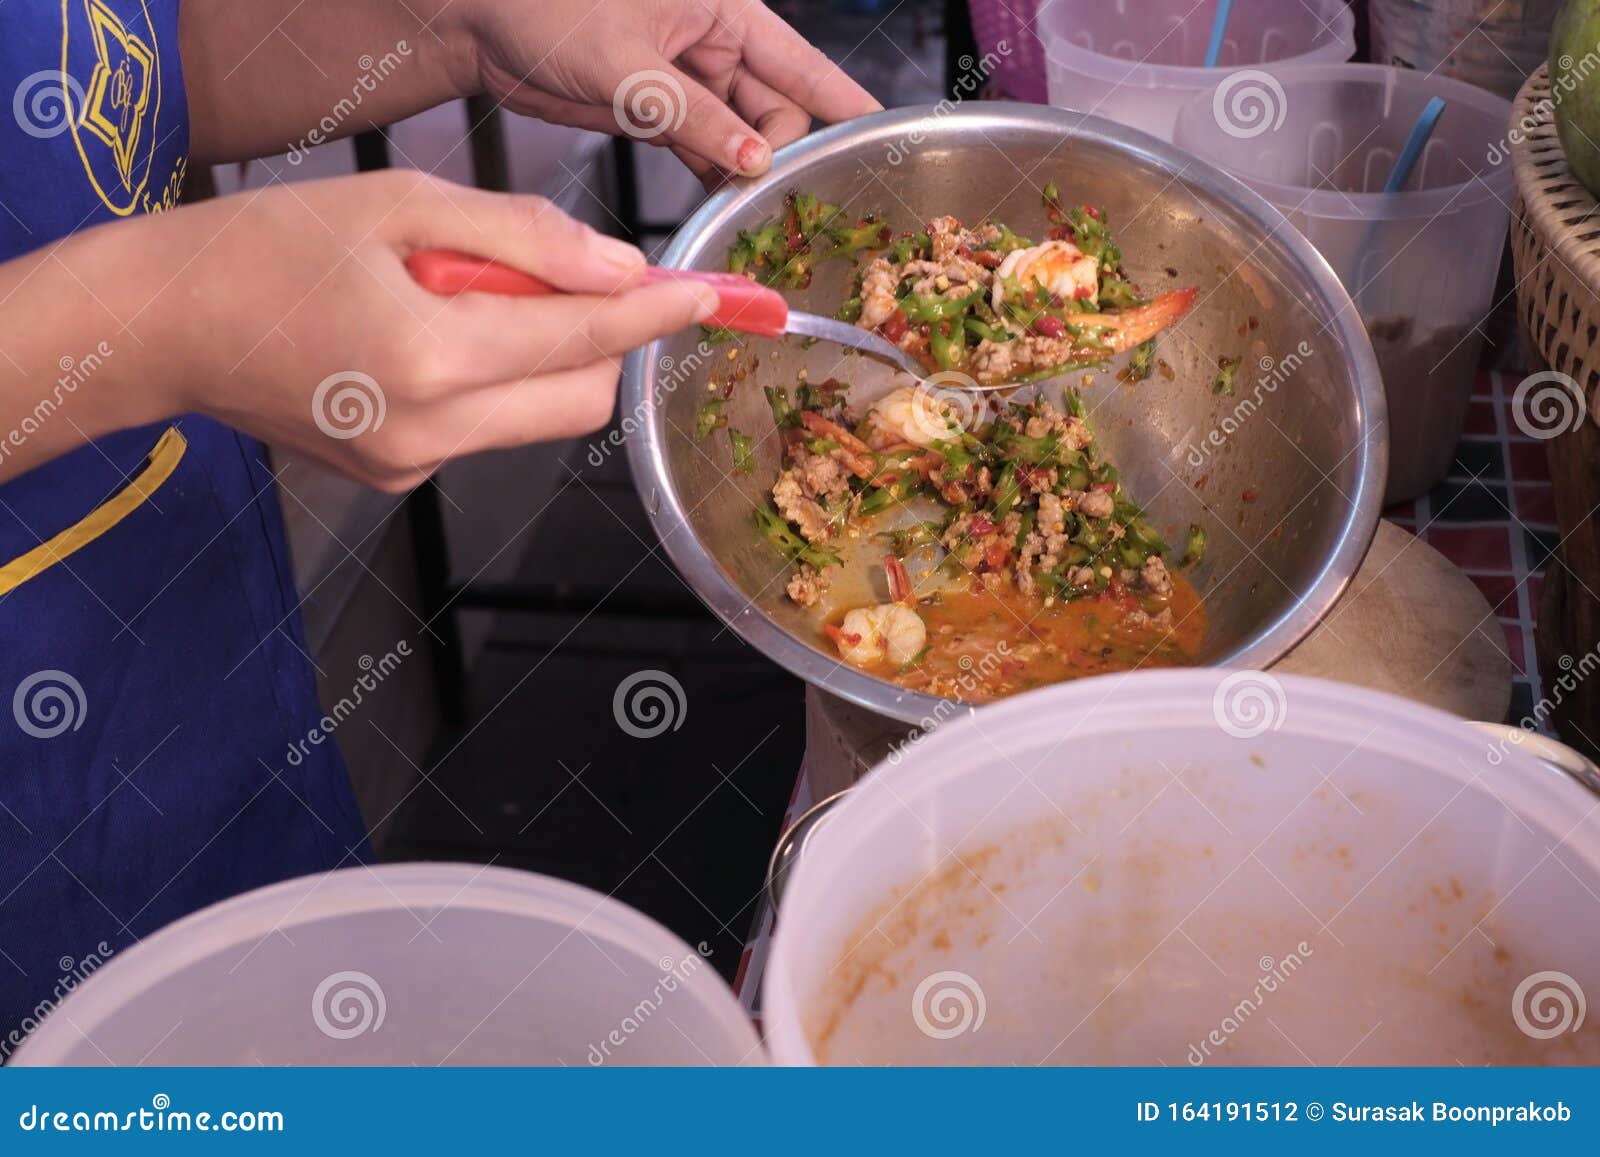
top-left (622, 103), bottom-right (1387, 726)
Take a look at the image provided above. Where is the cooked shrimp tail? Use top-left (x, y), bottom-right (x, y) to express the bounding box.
top-left (885, 554), bottom-right (914, 604)
top-left (798, 410), bottom-right (876, 479)
top-left (1095, 287), bottom-right (1198, 352)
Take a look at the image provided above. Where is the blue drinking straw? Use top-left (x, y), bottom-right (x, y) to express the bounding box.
top-left (1384, 95), bottom-right (1447, 192)
top-left (1352, 95), bottom-right (1448, 313)
top-left (1204, 0), bottom-right (1235, 67)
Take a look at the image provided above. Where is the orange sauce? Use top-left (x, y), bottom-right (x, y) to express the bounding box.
top-left (830, 574), bottom-right (1205, 702)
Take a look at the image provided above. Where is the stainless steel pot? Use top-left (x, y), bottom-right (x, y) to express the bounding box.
top-left (623, 103), bottom-right (1387, 726)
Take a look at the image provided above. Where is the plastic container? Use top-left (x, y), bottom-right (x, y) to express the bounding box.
top-left (11, 865), bottom-right (760, 1066)
top-left (1173, 64), bottom-right (1514, 502)
top-left (1039, 0), bottom-right (1354, 140)
top-left (765, 671), bottom-right (1600, 1065)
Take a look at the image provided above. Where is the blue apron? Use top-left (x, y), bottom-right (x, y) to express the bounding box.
top-left (0, 0), bottom-right (370, 1033)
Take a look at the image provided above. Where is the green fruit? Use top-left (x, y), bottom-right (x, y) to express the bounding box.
top-left (1552, 0), bottom-right (1600, 197)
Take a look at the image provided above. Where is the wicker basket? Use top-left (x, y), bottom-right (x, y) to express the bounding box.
top-left (1508, 63), bottom-right (1600, 758)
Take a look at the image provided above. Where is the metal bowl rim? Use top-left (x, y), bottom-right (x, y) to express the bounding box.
top-left (623, 101), bottom-right (1387, 726)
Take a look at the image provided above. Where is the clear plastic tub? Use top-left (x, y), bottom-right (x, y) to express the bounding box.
top-left (1039, 0), bottom-right (1354, 140)
top-left (11, 864), bottom-right (760, 1066)
top-left (1173, 64), bottom-right (1514, 502)
top-left (765, 671), bottom-right (1600, 1065)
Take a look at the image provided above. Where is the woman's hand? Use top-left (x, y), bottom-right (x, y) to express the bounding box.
top-left (5, 171), bottom-right (716, 490)
top-left (459, 0), bottom-right (880, 182)
top-left (180, 0), bottom-right (876, 177)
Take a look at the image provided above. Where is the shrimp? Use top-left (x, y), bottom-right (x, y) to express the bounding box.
top-left (825, 556), bottom-right (926, 669)
top-left (985, 287), bottom-right (1197, 384)
top-left (993, 240), bottom-right (1101, 312)
top-left (798, 410), bottom-right (876, 479)
top-left (865, 385), bottom-right (967, 448)
top-left (884, 554), bottom-right (915, 604)
top-left (1086, 288), bottom-right (1199, 354)
top-left (828, 604), bottom-right (927, 669)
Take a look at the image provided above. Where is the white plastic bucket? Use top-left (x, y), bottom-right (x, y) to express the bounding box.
top-left (1039, 0), bottom-right (1354, 141)
top-left (11, 865), bottom-right (760, 1066)
top-left (765, 671), bottom-right (1600, 1065)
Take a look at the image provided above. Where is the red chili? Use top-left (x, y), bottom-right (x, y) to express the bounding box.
top-left (1100, 582), bottom-right (1136, 613)
top-left (1074, 283), bottom-right (1094, 299)
top-left (1032, 314), bottom-right (1066, 339)
top-left (969, 515), bottom-right (996, 536)
top-left (878, 225), bottom-right (892, 246)
top-left (880, 312), bottom-right (908, 342)
top-left (975, 249), bottom-right (1003, 268)
top-left (1047, 224), bottom-right (1073, 243)
top-left (1085, 206), bottom-right (1101, 219)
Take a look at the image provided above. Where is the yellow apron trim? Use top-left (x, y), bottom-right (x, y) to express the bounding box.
top-left (0, 426), bottom-right (188, 598)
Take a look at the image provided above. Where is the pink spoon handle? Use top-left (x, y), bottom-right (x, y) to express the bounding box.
top-left (404, 248), bottom-right (789, 338)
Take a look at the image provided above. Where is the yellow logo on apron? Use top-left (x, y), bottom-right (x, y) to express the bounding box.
top-left (60, 0), bottom-right (163, 216)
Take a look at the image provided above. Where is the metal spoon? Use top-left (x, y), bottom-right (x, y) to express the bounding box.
top-left (407, 249), bottom-right (934, 382)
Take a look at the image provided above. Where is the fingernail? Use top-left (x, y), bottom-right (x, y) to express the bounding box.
top-left (591, 231), bottom-right (646, 274)
top-left (734, 135), bottom-right (770, 175)
top-left (682, 281), bottom-right (719, 322)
